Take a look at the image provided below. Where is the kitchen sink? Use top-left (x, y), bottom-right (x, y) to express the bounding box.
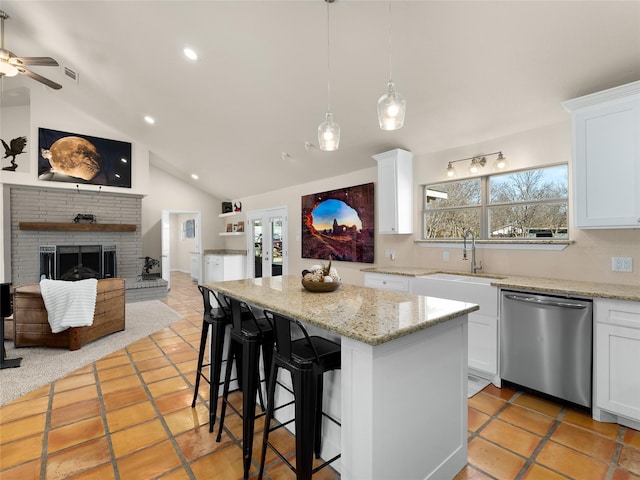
top-left (421, 273), bottom-right (505, 285)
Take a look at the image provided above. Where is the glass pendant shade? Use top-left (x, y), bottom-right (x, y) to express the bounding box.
top-left (377, 82), bottom-right (406, 130)
top-left (318, 112), bottom-right (340, 151)
top-left (0, 60), bottom-right (18, 76)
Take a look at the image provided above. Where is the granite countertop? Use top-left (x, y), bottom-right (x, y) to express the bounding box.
top-left (362, 267), bottom-right (640, 302)
top-left (205, 275), bottom-right (478, 346)
top-left (202, 249), bottom-right (247, 256)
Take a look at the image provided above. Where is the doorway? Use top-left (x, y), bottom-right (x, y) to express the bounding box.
top-left (246, 207), bottom-right (288, 278)
top-left (161, 210), bottom-right (202, 290)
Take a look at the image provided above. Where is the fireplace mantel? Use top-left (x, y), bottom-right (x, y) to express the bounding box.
top-left (19, 222), bottom-right (136, 232)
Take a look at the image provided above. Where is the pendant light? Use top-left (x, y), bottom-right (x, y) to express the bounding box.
top-left (318, 0), bottom-right (340, 151)
top-left (377, 1), bottom-right (405, 130)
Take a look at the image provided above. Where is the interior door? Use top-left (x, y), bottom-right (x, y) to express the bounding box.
top-left (161, 209), bottom-right (170, 289)
top-left (246, 207), bottom-right (287, 278)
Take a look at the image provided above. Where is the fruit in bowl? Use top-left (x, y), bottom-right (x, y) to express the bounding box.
top-left (301, 259), bottom-right (340, 292)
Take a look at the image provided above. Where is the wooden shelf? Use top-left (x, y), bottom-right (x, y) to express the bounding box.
top-left (219, 232), bottom-right (245, 236)
top-left (19, 222), bottom-right (137, 232)
top-left (219, 211), bottom-right (243, 218)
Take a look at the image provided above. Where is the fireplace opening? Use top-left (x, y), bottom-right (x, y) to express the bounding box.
top-left (39, 245), bottom-right (117, 281)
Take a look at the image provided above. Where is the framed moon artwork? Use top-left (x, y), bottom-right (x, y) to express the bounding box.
top-left (38, 127), bottom-right (132, 188)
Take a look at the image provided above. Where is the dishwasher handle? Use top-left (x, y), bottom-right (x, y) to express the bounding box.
top-left (504, 293), bottom-right (587, 309)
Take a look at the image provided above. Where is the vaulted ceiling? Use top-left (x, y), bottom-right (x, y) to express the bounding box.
top-left (2, 1), bottom-right (639, 200)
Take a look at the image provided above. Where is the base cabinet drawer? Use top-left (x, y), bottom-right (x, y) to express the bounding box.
top-left (363, 273), bottom-right (410, 292)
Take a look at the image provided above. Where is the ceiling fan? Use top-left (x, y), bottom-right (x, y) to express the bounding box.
top-left (0, 10), bottom-right (62, 90)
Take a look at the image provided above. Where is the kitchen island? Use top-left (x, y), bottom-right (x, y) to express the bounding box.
top-left (206, 275), bottom-right (479, 480)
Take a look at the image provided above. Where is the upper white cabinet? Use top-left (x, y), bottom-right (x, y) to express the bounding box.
top-left (372, 149), bottom-right (413, 234)
top-left (563, 81), bottom-right (640, 228)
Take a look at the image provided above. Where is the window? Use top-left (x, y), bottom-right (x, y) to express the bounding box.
top-left (424, 165), bottom-right (568, 240)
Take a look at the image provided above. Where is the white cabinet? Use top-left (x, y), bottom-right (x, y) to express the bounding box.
top-left (204, 254), bottom-right (246, 283)
top-left (364, 272), bottom-right (410, 292)
top-left (563, 81), bottom-right (640, 228)
top-left (594, 298), bottom-right (640, 427)
top-left (372, 148), bottom-right (413, 234)
top-left (190, 253), bottom-right (201, 281)
top-left (411, 274), bottom-right (499, 382)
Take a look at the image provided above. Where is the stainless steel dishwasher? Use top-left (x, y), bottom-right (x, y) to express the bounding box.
top-left (500, 290), bottom-right (593, 408)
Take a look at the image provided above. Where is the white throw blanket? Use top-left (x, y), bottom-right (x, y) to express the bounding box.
top-left (39, 279), bottom-right (98, 333)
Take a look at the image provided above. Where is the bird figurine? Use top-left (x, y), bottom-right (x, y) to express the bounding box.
top-left (1, 136), bottom-right (27, 171)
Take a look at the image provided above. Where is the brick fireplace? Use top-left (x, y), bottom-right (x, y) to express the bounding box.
top-left (8, 186), bottom-right (159, 298)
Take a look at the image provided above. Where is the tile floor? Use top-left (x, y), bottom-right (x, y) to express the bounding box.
top-left (0, 271), bottom-right (638, 480)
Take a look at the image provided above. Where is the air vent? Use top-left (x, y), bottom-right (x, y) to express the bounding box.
top-left (64, 66), bottom-right (79, 83)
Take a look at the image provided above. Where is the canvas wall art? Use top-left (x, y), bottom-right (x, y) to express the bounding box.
top-left (38, 128), bottom-right (132, 188)
top-left (301, 182), bottom-right (375, 263)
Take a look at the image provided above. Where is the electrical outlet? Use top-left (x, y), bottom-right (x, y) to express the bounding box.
top-left (612, 257), bottom-right (633, 272)
top-left (443, 251), bottom-right (449, 261)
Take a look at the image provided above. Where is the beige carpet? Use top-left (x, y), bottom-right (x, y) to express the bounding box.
top-left (0, 300), bottom-right (182, 406)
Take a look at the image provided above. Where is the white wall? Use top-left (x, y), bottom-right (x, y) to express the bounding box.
top-left (141, 166), bottom-right (222, 264)
top-left (235, 122), bottom-right (640, 286)
top-left (0, 82), bottom-right (223, 283)
top-left (0, 86), bottom-right (150, 195)
top-left (0, 83), bottom-right (150, 283)
top-left (170, 213), bottom-right (198, 272)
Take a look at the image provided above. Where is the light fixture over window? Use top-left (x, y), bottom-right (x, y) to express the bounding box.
top-left (318, 0), bottom-right (340, 151)
top-left (377, 1), bottom-right (405, 130)
top-left (468, 156), bottom-right (486, 175)
top-left (445, 151), bottom-right (506, 178)
top-left (493, 152), bottom-right (508, 171)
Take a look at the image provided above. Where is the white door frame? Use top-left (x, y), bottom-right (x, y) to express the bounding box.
top-left (246, 206), bottom-right (288, 278)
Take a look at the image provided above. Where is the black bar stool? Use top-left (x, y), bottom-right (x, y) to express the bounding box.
top-left (216, 297), bottom-right (274, 479)
top-left (191, 285), bottom-right (233, 432)
top-left (258, 310), bottom-right (341, 480)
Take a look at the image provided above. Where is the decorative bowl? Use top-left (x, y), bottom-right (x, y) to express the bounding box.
top-left (301, 279), bottom-right (340, 293)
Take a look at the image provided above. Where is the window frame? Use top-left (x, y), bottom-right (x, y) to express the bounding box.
top-left (423, 163), bottom-right (569, 241)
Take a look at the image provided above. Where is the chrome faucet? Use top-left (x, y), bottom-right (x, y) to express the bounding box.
top-left (462, 229), bottom-right (481, 274)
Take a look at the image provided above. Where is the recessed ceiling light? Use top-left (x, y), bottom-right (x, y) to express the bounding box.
top-left (144, 115), bottom-right (155, 125)
top-left (183, 47), bottom-right (198, 61)
top-left (191, 174), bottom-right (199, 180)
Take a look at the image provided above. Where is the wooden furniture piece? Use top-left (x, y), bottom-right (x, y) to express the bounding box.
top-left (11, 278), bottom-right (125, 351)
top-left (1, 282), bottom-right (22, 369)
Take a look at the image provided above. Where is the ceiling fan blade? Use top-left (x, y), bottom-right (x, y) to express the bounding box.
top-left (16, 66), bottom-right (62, 90)
top-left (11, 56), bottom-right (59, 67)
